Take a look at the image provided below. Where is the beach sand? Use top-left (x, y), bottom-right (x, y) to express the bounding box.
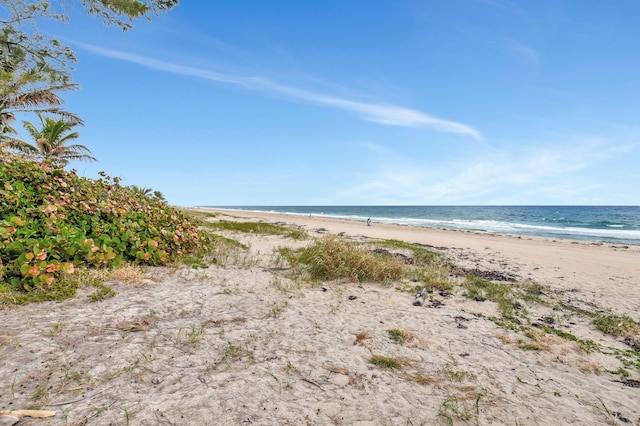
top-left (0, 208), bottom-right (638, 425)
top-left (214, 209), bottom-right (640, 318)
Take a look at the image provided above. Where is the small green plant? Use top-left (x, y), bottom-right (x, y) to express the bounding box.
top-left (604, 347), bottom-right (640, 372)
top-left (593, 313), bottom-right (640, 338)
top-left (519, 281), bottom-right (549, 304)
top-left (270, 276), bottom-right (291, 293)
top-left (518, 342), bottom-right (541, 351)
top-left (63, 368), bottom-right (83, 384)
top-left (439, 395), bottom-right (473, 424)
top-left (264, 301), bottom-right (288, 318)
top-left (176, 324), bottom-right (206, 347)
top-left (48, 320), bottom-right (66, 336)
top-left (408, 268), bottom-right (455, 291)
top-left (442, 364), bottom-right (476, 381)
top-left (285, 359), bottom-right (298, 374)
top-left (123, 408), bottom-right (132, 425)
top-left (9, 377), bottom-right (16, 398)
top-left (608, 367), bottom-right (630, 377)
top-left (369, 355), bottom-right (400, 370)
top-left (387, 328), bottom-right (409, 345)
top-left (438, 390), bottom-right (484, 425)
top-left (31, 383), bottom-right (48, 402)
top-left (88, 282), bottom-right (116, 302)
top-left (462, 275), bottom-right (520, 320)
top-left (540, 325), bottom-right (599, 353)
top-left (213, 341), bottom-right (255, 369)
top-left (413, 374), bottom-right (434, 386)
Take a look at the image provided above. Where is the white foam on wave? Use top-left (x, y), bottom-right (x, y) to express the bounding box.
top-left (374, 217), bottom-right (640, 241)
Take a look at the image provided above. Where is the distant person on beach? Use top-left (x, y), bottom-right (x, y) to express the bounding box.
top-left (367, 218), bottom-right (372, 226)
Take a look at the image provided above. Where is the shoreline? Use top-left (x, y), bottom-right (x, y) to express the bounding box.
top-left (195, 205), bottom-right (640, 247)
top-left (200, 207), bottom-right (640, 318)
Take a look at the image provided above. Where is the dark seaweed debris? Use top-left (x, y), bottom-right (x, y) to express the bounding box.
top-left (461, 268), bottom-right (518, 282)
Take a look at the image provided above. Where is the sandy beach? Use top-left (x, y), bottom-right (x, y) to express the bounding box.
top-left (1, 208), bottom-right (639, 425)
top-left (209, 210), bottom-right (640, 315)
top-left (209, 209), bottom-right (640, 318)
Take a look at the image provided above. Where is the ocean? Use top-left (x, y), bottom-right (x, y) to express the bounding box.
top-left (205, 206), bottom-right (640, 246)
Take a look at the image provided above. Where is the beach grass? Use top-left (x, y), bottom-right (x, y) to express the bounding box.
top-left (592, 313), bottom-right (640, 339)
top-left (369, 355), bottom-right (401, 370)
top-left (201, 220), bottom-right (308, 240)
top-left (374, 239), bottom-right (441, 264)
top-left (462, 275), bottom-right (519, 319)
top-left (278, 236), bottom-right (407, 283)
top-left (387, 328), bottom-right (409, 344)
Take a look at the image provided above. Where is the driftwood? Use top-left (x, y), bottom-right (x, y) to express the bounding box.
top-left (0, 410), bottom-right (56, 426)
top-left (301, 377), bottom-right (324, 390)
top-left (413, 288), bottom-right (427, 306)
top-left (322, 362), bottom-right (350, 376)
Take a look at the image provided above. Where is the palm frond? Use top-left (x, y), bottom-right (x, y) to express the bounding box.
top-left (16, 114), bottom-right (96, 166)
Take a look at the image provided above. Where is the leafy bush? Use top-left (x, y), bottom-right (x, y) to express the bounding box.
top-left (0, 156), bottom-right (210, 292)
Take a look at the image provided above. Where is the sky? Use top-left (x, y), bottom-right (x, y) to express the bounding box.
top-left (26, 0), bottom-right (640, 206)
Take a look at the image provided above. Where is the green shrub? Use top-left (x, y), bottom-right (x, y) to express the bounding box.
top-left (0, 157), bottom-right (210, 293)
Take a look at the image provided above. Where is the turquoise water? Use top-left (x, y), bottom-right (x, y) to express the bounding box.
top-left (205, 206), bottom-right (640, 246)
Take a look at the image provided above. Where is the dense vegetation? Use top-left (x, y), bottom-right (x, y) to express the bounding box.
top-left (0, 155), bottom-right (210, 295)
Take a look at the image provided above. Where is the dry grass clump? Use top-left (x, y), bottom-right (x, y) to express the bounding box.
top-left (354, 331), bottom-right (371, 345)
top-left (517, 329), bottom-right (568, 352)
top-left (93, 264), bottom-right (150, 286)
top-left (280, 236), bottom-right (407, 283)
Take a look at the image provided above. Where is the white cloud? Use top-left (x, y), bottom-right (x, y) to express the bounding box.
top-left (75, 42), bottom-right (481, 139)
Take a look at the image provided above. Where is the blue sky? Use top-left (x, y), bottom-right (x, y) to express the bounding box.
top-left (28, 0), bottom-right (640, 206)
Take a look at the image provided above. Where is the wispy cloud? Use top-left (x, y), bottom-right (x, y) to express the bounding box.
top-left (339, 135), bottom-right (637, 204)
top-left (508, 40), bottom-right (540, 66)
top-left (75, 42), bottom-right (481, 139)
